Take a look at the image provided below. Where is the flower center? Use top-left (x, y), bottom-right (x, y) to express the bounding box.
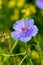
top-left (22, 28), bottom-right (27, 32)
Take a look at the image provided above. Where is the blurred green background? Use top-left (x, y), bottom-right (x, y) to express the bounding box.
top-left (0, 0), bottom-right (43, 65)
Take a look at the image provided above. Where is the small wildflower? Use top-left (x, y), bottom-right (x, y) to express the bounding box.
top-left (21, 5), bottom-right (36, 17)
top-left (11, 9), bottom-right (19, 20)
top-left (17, 0), bottom-right (25, 8)
top-left (11, 19), bottom-right (38, 42)
top-left (0, 31), bottom-right (10, 43)
top-left (36, 0), bottom-right (43, 9)
top-left (8, 0), bottom-right (16, 8)
top-left (31, 50), bottom-right (39, 59)
top-left (21, 8), bottom-right (31, 17)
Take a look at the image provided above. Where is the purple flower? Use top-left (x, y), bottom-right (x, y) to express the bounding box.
top-left (36, 0), bottom-right (43, 9)
top-left (11, 19), bottom-right (38, 42)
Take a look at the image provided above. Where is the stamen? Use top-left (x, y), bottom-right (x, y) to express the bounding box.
top-left (22, 28), bottom-right (27, 32)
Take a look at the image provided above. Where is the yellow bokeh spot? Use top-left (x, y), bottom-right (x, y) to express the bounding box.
top-left (11, 15), bottom-right (19, 21)
top-left (25, 8), bottom-right (31, 16)
top-left (0, 0), bottom-right (2, 9)
top-left (31, 50), bottom-right (39, 59)
top-left (8, 0), bottom-right (16, 8)
top-left (0, 0), bottom-right (2, 5)
top-left (21, 9), bottom-right (26, 13)
top-left (29, 4), bottom-right (36, 14)
top-left (17, 0), bottom-right (25, 8)
top-left (0, 33), bottom-right (2, 37)
top-left (21, 8), bottom-right (31, 17)
top-left (11, 9), bottom-right (19, 20)
top-left (0, 6), bottom-right (2, 9)
top-left (21, 4), bottom-right (36, 17)
top-left (41, 10), bottom-right (43, 16)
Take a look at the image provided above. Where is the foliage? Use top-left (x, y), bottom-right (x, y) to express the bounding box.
top-left (0, 0), bottom-right (43, 65)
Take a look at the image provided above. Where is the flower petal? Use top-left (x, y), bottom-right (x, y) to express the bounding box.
top-left (36, 0), bottom-right (43, 9)
top-left (20, 36), bottom-right (32, 42)
top-left (11, 31), bottom-right (22, 40)
top-left (13, 20), bottom-right (24, 31)
top-left (24, 19), bottom-right (34, 28)
top-left (31, 25), bottom-right (38, 36)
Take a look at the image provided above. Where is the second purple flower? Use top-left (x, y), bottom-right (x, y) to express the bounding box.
top-left (36, 0), bottom-right (43, 9)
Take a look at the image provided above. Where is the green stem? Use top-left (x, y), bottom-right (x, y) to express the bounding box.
top-left (2, 40), bottom-right (18, 63)
top-left (0, 51), bottom-right (26, 56)
top-left (10, 40), bottom-right (18, 53)
top-left (19, 55), bottom-right (27, 65)
top-left (25, 42), bottom-right (28, 54)
top-left (25, 43), bottom-right (33, 65)
top-left (34, 37), bottom-right (42, 65)
top-left (29, 58), bottom-right (33, 65)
